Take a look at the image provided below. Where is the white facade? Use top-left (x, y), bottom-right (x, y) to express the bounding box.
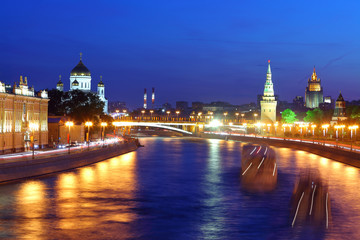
top-left (70, 75), bottom-right (91, 92)
top-left (97, 76), bottom-right (108, 114)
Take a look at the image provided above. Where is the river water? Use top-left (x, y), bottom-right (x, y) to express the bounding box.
top-left (0, 137), bottom-right (359, 240)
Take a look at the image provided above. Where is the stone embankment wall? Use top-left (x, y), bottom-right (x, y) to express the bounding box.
top-left (201, 134), bottom-right (360, 168)
top-left (0, 142), bottom-right (138, 183)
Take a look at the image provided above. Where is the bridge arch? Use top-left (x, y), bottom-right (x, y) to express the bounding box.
top-left (113, 122), bottom-right (193, 135)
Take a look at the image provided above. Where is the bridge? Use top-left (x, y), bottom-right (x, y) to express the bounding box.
top-left (112, 120), bottom-right (247, 135)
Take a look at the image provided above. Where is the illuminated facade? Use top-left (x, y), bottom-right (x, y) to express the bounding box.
top-left (56, 53), bottom-right (108, 114)
top-left (260, 60), bottom-right (277, 123)
top-left (305, 67), bottom-right (323, 108)
top-left (331, 92), bottom-right (347, 125)
top-left (0, 76), bottom-right (49, 153)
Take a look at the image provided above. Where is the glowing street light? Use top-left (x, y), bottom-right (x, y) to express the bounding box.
top-left (241, 113), bottom-right (245, 123)
top-left (166, 110), bottom-right (171, 121)
top-left (322, 124), bottom-right (329, 137)
top-left (141, 110), bottom-right (145, 120)
top-left (223, 112), bottom-right (228, 123)
top-left (254, 113), bottom-right (258, 123)
top-left (85, 121), bottom-right (93, 149)
top-left (267, 123), bottom-right (271, 133)
top-left (311, 124), bottom-right (316, 136)
top-left (100, 122), bottom-right (108, 143)
top-left (29, 123), bottom-right (38, 159)
top-left (274, 122), bottom-right (278, 136)
top-left (349, 125), bottom-right (359, 140)
top-left (150, 110), bottom-right (154, 120)
top-left (334, 125), bottom-right (341, 139)
top-left (176, 110), bottom-right (180, 121)
top-left (235, 112), bottom-right (239, 122)
top-left (65, 121), bottom-right (74, 154)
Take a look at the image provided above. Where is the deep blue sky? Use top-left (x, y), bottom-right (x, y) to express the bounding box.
top-left (1, 1), bottom-right (359, 109)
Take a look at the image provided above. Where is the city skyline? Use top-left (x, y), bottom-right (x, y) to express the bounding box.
top-left (1, 1), bottom-right (360, 109)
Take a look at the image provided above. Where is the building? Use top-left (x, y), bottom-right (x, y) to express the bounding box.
top-left (305, 67), bottom-right (323, 108)
top-left (56, 53), bottom-right (108, 114)
top-left (176, 101), bottom-right (189, 111)
top-left (331, 92), bottom-right (347, 125)
top-left (0, 76), bottom-right (49, 153)
top-left (48, 116), bottom-right (85, 146)
top-left (260, 60), bottom-right (277, 123)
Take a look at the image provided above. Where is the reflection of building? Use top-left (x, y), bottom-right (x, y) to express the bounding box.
top-left (260, 61), bottom-right (277, 123)
top-left (56, 53), bottom-right (108, 114)
top-left (48, 116), bottom-right (84, 146)
top-left (305, 67), bottom-right (323, 108)
top-left (1, 76), bottom-right (49, 153)
top-left (331, 92), bottom-right (347, 125)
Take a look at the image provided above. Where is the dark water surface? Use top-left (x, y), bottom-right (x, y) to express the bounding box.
top-left (0, 137), bottom-right (359, 239)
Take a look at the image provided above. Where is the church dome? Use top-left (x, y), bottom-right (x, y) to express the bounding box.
top-left (70, 60), bottom-right (91, 76)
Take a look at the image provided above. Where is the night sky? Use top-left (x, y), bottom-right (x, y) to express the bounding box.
top-left (1, 1), bottom-right (359, 109)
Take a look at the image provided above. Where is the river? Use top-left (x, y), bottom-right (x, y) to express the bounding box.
top-left (0, 137), bottom-right (359, 240)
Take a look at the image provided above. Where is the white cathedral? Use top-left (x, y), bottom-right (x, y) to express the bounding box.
top-left (56, 53), bottom-right (108, 114)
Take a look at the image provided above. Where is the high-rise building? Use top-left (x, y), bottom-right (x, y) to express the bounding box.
top-left (305, 67), bottom-right (323, 108)
top-left (260, 60), bottom-right (277, 123)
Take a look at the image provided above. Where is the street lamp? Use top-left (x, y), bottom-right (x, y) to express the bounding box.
top-left (29, 123), bottom-right (38, 159)
top-left (65, 121), bottom-right (74, 154)
top-left (141, 110), bottom-right (145, 120)
top-left (176, 110), bottom-right (180, 121)
top-left (85, 121), bottom-right (93, 150)
top-left (198, 112), bottom-right (202, 121)
top-left (101, 122), bottom-right (108, 148)
top-left (254, 113), bottom-right (258, 123)
top-left (235, 112), bottom-right (239, 123)
top-left (166, 110), bottom-right (170, 121)
top-left (150, 110), bottom-right (154, 120)
top-left (241, 113), bottom-right (245, 123)
top-left (223, 112), bottom-right (228, 123)
top-left (274, 122), bottom-right (278, 136)
top-left (311, 124), bottom-right (316, 143)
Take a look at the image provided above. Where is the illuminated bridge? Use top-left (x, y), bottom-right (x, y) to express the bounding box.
top-left (112, 120), bottom-right (247, 135)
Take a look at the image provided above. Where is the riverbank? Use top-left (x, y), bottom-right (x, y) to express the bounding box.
top-left (200, 133), bottom-right (360, 168)
top-left (0, 142), bottom-right (138, 183)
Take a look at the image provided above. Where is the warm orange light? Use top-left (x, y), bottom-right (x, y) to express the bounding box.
top-left (322, 124), bottom-right (329, 129)
top-left (65, 121), bottom-right (74, 127)
top-left (311, 124), bottom-right (316, 128)
top-left (85, 121), bottom-right (93, 127)
top-left (100, 122), bottom-right (108, 127)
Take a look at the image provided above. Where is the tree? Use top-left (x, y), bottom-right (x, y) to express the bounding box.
top-left (48, 89), bottom-right (104, 122)
top-left (304, 108), bottom-right (324, 124)
top-left (281, 109), bottom-right (298, 123)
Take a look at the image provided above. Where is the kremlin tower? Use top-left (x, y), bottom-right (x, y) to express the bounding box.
top-left (260, 60), bottom-right (277, 123)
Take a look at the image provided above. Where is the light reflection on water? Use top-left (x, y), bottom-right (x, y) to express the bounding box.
top-left (0, 138), bottom-right (359, 239)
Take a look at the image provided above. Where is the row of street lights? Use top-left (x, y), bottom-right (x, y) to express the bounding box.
top-left (65, 121), bottom-right (109, 154)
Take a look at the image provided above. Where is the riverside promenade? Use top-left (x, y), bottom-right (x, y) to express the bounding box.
top-left (202, 132), bottom-right (360, 168)
top-left (0, 139), bottom-right (138, 183)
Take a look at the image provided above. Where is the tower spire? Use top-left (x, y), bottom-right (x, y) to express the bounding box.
top-left (80, 52), bottom-right (83, 61)
top-left (59, 74), bottom-right (62, 82)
